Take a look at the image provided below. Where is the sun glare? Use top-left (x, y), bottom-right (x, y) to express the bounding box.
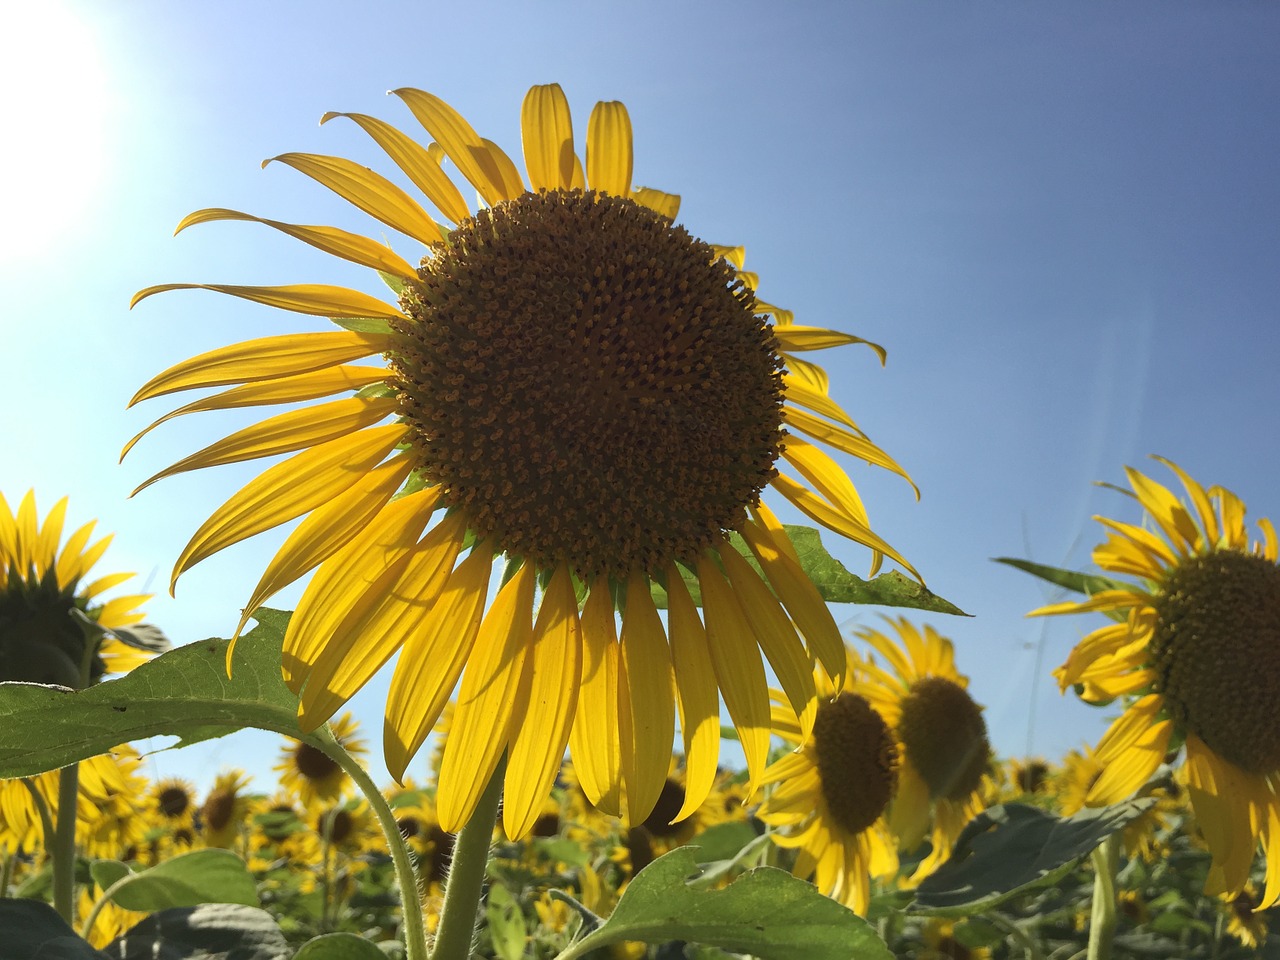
top-left (0, 2), bottom-right (111, 261)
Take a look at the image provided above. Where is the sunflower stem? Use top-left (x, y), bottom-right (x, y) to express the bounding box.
top-left (51, 762), bottom-right (80, 924)
top-left (310, 723), bottom-right (429, 960)
top-left (1085, 832), bottom-right (1121, 960)
top-left (20, 777), bottom-right (56, 859)
top-left (432, 756), bottom-right (505, 960)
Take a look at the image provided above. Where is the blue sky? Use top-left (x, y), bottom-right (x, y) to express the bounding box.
top-left (3, 1), bottom-right (1279, 794)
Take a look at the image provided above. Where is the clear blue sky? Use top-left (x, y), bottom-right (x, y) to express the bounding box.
top-left (3, 0), bottom-right (1278, 794)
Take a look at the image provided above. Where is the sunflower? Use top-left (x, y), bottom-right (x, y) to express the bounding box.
top-left (0, 491), bottom-right (157, 687)
top-left (200, 769), bottom-right (255, 848)
top-left (1053, 745), bottom-right (1179, 861)
top-left (756, 656), bottom-right (901, 915)
top-left (854, 618), bottom-right (991, 881)
top-left (1033, 458), bottom-right (1280, 905)
top-left (127, 82), bottom-right (918, 839)
top-left (274, 711), bottom-right (366, 807)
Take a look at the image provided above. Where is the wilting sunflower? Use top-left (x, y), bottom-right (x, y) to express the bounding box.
top-left (1, 491), bottom-right (158, 687)
top-left (127, 83), bottom-right (918, 839)
top-left (855, 618), bottom-right (991, 881)
top-left (1034, 458), bottom-right (1280, 905)
top-left (756, 654), bottom-right (901, 915)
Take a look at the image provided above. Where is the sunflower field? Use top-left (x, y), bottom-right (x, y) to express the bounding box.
top-left (4, 77), bottom-right (1280, 960)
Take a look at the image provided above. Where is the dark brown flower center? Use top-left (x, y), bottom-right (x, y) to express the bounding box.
top-left (321, 808), bottom-right (353, 844)
top-left (812, 692), bottom-right (898, 835)
top-left (897, 676), bottom-right (990, 801)
top-left (641, 777), bottom-right (688, 836)
top-left (394, 189), bottom-right (785, 579)
top-left (1151, 550), bottom-right (1280, 773)
top-left (294, 742), bottom-right (341, 782)
top-left (157, 785), bottom-right (191, 818)
top-left (1015, 760), bottom-right (1049, 794)
top-left (202, 789), bottom-right (236, 832)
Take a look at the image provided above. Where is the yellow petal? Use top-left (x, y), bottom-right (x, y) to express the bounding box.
top-left (133, 396), bottom-right (399, 495)
top-left (695, 554), bottom-right (771, 791)
top-left (783, 406), bottom-right (918, 498)
top-left (14, 492), bottom-right (37, 575)
top-left (281, 485), bottom-right (440, 688)
top-left (319, 111), bottom-right (472, 225)
top-left (750, 501), bottom-right (802, 565)
top-left (82, 571), bottom-right (134, 601)
top-left (631, 187), bottom-right (680, 220)
top-left (34, 496), bottom-right (68, 578)
top-left (299, 512), bottom-right (468, 727)
top-left (172, 423), bottom-right (407, 593)
top-left (664, 563), bottom-right (721, 821)
top-left (586, 100), bottom-right (633, 197)
top-left (781, 435), bottom-right (871, 526)
top-left (773, 325), bottom-right (887, 360)
top-left (481, 138), bottom-right (527, 201)
top-left (1152, 456), bottom-right (1220, 547)
top-left (128, 331), bottom-right (391, 407)
top-left (569, 575), bottom-right (624, 815)
top-left (122, 365), bottom-right (388, 461)
top-left (55, 520), bottom-right (98, 591)
top-left (787, 356), bottom-right (830, 394)
top-left (383, 545), bottom-right (495, 781)
top-left (504, 564), bottom-right (583, 839)
top-left (521, 84), bottom-right (576, 193)
top-left (130, 283), bottom-right (405, 321)
top-left (617, 570), bottom-right (675, 825)
top-left (719, 544), bottom-right (816, 740)
top-left (176, 208), bottom-right (419, 279)
top-left (392, 88), bottom-right (513, 206)
top-left (782, 374), bottom-right (863, 433)
top-left (263, 152), bottom-right (443, 245)
top-left (438, 561), bottom-right (536, 831)
top-left (234, 454), bottom-right (413, 638)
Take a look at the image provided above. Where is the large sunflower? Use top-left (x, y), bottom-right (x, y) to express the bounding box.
top-left (756, 656), bottom-right (901, 915)
top-left (1034, 458), bottom-right (1280, 905)
top-left (127, 83), bottom-right (918, 839)
top-left (854, 618), bottom-right (991, 881)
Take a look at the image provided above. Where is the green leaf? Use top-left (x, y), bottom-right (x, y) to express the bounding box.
top-left (100, 849), bottom-right (258, 912)
top-left (294, 932), bottom-right (389, 959)
top-left (993, 557), bottom-right (1129, 597)
top-left (102, 903), bottom-right (289, 960)
top-left (555, 846), bottom-right (891, 960)
top-left (331, 316), bottom-right (394, 335)
top-left (687, 821), bottom-right (760, 863)
top-left (909, 799), bottom-right (1157, 917)
top-left (485, 884), bottom-right (529, 960)
top-left (0, 610), bottom-right (316, 778)
top-left (90, 859), bottom-right (132, 892)
top-left (651, 524), bottom-right (967, 616)
top-left (0, 899), bottom-right (107, 959)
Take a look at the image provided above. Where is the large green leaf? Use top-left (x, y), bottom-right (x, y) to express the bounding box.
top-left (652, 525), bottom-right (966, 616)
top-left (294, 932), bottom-right (389, 959)
top-left (101, 904), bottom-right (290, 960)
top-left (0, 610), bottom-right (309, 779)
top-left (554, 846), bottom-right (891, 960)
top-left (909, 799), bottom-right (1156, 917)
top-left (94, 849), bottom-right (258, 912)
top-left (993, 557), bottom-right (1128, 598)
top-left (0, 899), bottom-right (107, 959)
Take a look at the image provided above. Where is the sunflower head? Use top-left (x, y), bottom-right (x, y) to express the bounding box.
top-left (0, 492), bottom-right (161, 687)
top-left (128, 82), bottom-right (920, 840)
top-left (274, 712), bottom-right (367, 808)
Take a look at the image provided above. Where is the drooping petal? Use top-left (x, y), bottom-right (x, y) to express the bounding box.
top-left (586, 100), bottom-right (632, 197)
top-left (569, 575), bottom-right (624, 815)
top-left (781, 374), bottom-right (863, 433)
top-left (504, 563), bottom-right (583, 838)
top-left (664, 564), bottom-right (720, 821)
top-left (263, 153), bottom-right (444, 245)
top-left (127, 331), bottom-right (391, 406)
top-left (438, 561), bottom-right (536, 831)
top-left (783, 407), bottom-right (918, 497)
top-left (773, 325), bottom-right (887, 359)
top-left (130, 283), bottom-right (405, 321)
top-left (383, 544), bottom-right (495, 781)
top-left (392, 88), bottom-right (514, 206)
top-left (617, 570), bottom-right (675, 825)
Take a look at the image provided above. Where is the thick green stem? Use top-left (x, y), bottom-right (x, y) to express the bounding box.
top-left (52, 763), bottom-right (80, 924)
top-left (311, 724), bottom-right (429, 960)
top-left (1086, 832), bottom-right (1121, 960)
top-left (431, 757), bottom-right (505, 960)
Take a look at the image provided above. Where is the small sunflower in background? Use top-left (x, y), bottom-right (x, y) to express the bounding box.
top-left (1034, 458), bottom-right (1280, 904)
top-left (1223, 886), bottom-right (1270, 949)
top-left (1054, 746), bottom-right (1180, 861)
top-left (274, 711), bottom-right (366, 807)
top-left (126, 82), bottom-right (920, 838)
top-left (1007, 756), bottom-right (1053, 798)
top-left (756, 654), bottom-right (901, 915)
top-left (854, 618), bottom-right (991, 882)
top-left (200, 770), bottom-right (255, 849)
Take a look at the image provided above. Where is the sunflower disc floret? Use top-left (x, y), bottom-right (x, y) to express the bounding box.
top-left (813, 692), bottom-right (898, 836)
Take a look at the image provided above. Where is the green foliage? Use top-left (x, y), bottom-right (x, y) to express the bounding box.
top-left (652, 524), bottom-right (967, 615)
top-left (993, 556), bottom-right (1128, 597)
top-left (555, 847), bottom-right (891, 960)
top-left (910, 799), bottom-right (1157, 917)
top-left (0, 610), bottom-right (313, 778)
top-left (294, 932), bottom-right (390, 959)
top-left (92, 849), bottom-right (258, 912)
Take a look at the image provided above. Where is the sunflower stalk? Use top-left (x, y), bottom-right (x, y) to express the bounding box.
top-left (1086, 832), bottom-right (1121, 960)
top-left (431, 756), bottom-right (505, 960)
top-left (309, 722), bottom-right (429, 960)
